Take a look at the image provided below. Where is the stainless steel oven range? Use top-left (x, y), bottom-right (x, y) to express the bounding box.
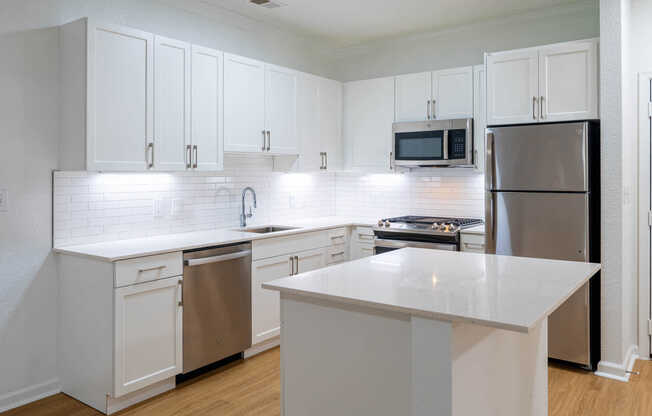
top-left (373, 216), bottom-right (483, 254)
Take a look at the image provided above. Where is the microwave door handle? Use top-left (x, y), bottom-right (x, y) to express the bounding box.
top-left (443, 130), bottom-right (449, 160)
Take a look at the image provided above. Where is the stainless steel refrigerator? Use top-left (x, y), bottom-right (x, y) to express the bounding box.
top-left (485, 121), bottom-right (600, 370)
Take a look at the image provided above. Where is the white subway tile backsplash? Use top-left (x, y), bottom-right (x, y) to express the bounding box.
top-left (54, 155), bottom-right (484, 246)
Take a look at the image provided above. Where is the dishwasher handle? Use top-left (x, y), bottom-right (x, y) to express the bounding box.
top-left (185, 250), bottom-right (251, 267)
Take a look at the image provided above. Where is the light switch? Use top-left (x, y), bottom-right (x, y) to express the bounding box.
top-left (0, 189), bottom-right (7, 212)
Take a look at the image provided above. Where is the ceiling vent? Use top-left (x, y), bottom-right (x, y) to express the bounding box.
top-left (249, 0), bottom-right (285, 9)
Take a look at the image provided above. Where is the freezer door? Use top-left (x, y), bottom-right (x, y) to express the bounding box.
top-left (485, 191), bottom-right (591, 366)
top-left (486, 122), bottom-right (588, 192)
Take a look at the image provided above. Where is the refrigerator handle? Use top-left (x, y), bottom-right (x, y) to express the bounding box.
top-left (485, 191), bottom-right (496, 254)
top-left (485, 130), bottom-right (495, 191)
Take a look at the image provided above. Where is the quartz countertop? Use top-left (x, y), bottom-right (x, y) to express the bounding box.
top-left (263, 248), bottom-right (600, 333)
top-left (53, 217), bottom-right (377, 262)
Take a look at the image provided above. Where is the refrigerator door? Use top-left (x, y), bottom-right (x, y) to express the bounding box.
top-left (485, 191), bottom-right (591, 366)
top-left (486, 122), bottom-right (588, 192)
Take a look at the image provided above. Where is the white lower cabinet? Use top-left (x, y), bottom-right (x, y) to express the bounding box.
top-left (460, 232), bottom-right (486, 253)
top-left (252, 254), bottom-right (292, 345)
top-left (114, 276), bottom-right (183, 397)
top-left (295, 247), bottom-right (327, 274)
top-left (350, 226), bottom-right (375, 260)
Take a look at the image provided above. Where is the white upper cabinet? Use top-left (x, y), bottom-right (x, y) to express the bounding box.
top-left (343, 77), bottom-right (395, 171)
top-left (223, 53), bottom-right (266, 153)
top-left (319, 77), bottom-right (343, 171)
top-left (395, 72), bottom-right (431, 122)
top-left (265, 65), bottom-right (298, 155)
top-left (473, 65), bottom-right (486, 173)
top-left (486, 49), bottom-right (539, 125)
top-left (191, 45), bottom-right (224, 171)
top-left (432, 66), bottom-right (473, 119)
top-left (294, 73), bottom-right (322, 170)
top-left (538, 40), bottom-right (598, 122)
top-left (87, 21), bottom-right (154, 171)
top-left (154, 36), bottom-right (190, 171)
top-left (486, 39), bottom-right (599, 125)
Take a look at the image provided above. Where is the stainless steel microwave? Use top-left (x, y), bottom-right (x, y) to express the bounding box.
top-left (391, 118), bottom-right (473, 167)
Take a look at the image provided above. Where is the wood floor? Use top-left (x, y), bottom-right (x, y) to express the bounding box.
top-left (4, 348), bottom-right (652, 416)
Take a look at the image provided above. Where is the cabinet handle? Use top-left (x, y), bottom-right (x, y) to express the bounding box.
top-left (138, 265), bottom-right (166, 273)
top-left (432, 99), bottom-right (436, 119)
top-left (266, 131), bottom-right (271, 151)
top-left (427, 99), bottom-right (431, 120)
top-left (324, 152), bottom-right (328, 170)
top-left (193, 145), bottom-right (198, 169)
top-left (289, 256), bottom-right (294, 276)
top-left (463, 242), bottom-right (485, 250)
top-left (147, 143), bottom-right (154, 169)
top-left (331, 251), bottom-right (345, 257)
top-left (540, 96), bottom-right (545, 119)
top-left (532, 96), bottom-right (537, 120)
top-left (262, 130), bottom-right (266, 151)
top-left (186, 145), bottom-right (192, 169)
top-left (319, 152), bottom-right (325, 170)
top-left (294, 255), bottom-right (299, 275)
top-left (389, 152), bottom-right (393, 170)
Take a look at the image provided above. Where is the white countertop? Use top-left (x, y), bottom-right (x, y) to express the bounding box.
top-left (263, 248), bottom-right (600, 333)
top-left (53, 217), bottom-right (377, 262)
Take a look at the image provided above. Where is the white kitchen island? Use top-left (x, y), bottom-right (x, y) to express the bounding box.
top-left (263, 248), bottom-right (600, 416)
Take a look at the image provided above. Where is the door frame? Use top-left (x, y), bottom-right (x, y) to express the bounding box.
top-left (637, 72), bottom-right (652, 359)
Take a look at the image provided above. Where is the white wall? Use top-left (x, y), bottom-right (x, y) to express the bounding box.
top-left (0, 0), bottom-right (335, 408)
top-left (328, 0), bottom-right (599, 82)
top-left (0, 28), bottom-right (60, 408)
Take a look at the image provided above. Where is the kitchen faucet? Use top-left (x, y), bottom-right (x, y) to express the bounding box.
top-left (240, 187), bottom-right (257, 228)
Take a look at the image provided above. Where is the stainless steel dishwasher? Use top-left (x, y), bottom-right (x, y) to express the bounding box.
top-left (182, 243), bottom-right (252, 373)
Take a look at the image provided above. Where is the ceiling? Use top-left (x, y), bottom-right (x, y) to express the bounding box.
top-left (180, 0), bottom-right (584, 46)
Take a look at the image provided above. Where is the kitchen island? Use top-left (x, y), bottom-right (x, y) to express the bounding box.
top-left (263, 248), bottom-right (600, 416)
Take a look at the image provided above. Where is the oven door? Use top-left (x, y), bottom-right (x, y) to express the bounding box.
top-left (374, 238), bottom-right (457, 255)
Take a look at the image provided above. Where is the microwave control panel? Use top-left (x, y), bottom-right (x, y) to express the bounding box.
top-left (448, 129), bottom-right (467, 159)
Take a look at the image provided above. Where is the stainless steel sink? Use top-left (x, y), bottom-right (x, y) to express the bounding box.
top-left (236, 226), bottom-right (300, 234)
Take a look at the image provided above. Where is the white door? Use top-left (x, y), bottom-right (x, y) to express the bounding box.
top-left (473, 65), bottom-right (486, 172)
top-left (191, 45), bottom-right (224, 171)
top-left (296, 73), bottom-right (322, 171)
top-left (343, 77), bottom-right (395, 171)
top-left (154, 36), bottom-right (190, 171)
top-left (295, 248), bottom-right (327, 275)
top-left (87, 22), bottom-right (154, 171)
top-left (538, 40), bottom-right (598, 122)
top-left (486, 49), bottom-right (539, 125)
top-left (252, 255), bottom-right (292, 345)
top-left (224, 53), bottom-right (266, 153)
top-left (432, 66), bottom-right (473, 119)
top-left (265, 64), bottom-right (298, 154)
top-left (114, 276), bottom-right (182, 397)
top-left (320, 77), bottom-right (343, 171)
top-left (395, 72), bottom-right (431, 122)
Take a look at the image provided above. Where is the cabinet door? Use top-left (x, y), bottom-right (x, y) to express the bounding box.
top-left (486, 50), bottom-right (539, 125)
top-left (320, 77), bottom-right (343, 171)
top-left (343, 77), bottom-right (395, 171)
top-left (224, 53), bottom-right (266, 153)
top-left (473, 65), bottom-right (486, 173)
top-left (538, 40), bottom-right (598, 122)
top-left (87, 22), bottom-right (154, 171)
top-left (252, 255), bottom-right (292, 345)
top-left (432, 66), bottom-right (473, 119)
top-left (296, 73), bottom-right (322, 171)
top-left (265, 64), bottom-right (298, 154)
top-left (395, 72), bottom-right (431, 122)
top-left (351, 241), bottom-right (375, 260)
top-left (114, 276), bottom-right (182, 397)
top-left (191, 45), bottom-right (224, 171)
top-left (154, 36), bottom-right (190, 171)
top-left (295, 248), bottom-right (327, 275)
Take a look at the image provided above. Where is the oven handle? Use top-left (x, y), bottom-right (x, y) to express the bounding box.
top-left (374, 238), bottom-right (457, 251)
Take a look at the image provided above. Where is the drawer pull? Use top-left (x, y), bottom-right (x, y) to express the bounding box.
top-left (464, 243), bottom-right (485, 250)
top-left (138, 265), bottom-right (167, 273)
top-left (358, 234), bottom-right (373, 240)
top-left (331, 251), bottom-right (345, 256)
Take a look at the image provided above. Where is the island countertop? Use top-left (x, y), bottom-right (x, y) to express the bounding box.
top-left (263, 248), bottom-right (600, 333)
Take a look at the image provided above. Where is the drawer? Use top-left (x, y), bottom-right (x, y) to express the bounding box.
top-left (326, 244), bottom-right (349, 265)
top-left (353, 226), bottom-right (374, 243)
top-left (253, 230), bottom-right (330, 261)
top-left (327, 227), bottom-right (348, 246)
top-left (114, 252), bottom-right (183, 287)
top-left (460, 233), bottom-right (486, 253)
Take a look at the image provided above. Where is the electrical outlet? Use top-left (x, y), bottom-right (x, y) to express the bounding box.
top-left (0, 189), bottom-right (7, 212)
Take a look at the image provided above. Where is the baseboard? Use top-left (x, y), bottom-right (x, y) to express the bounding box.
top-left (0, 378), bottom-right (61, 413)
top-left (244, 336), bottom-right (280, 359)
top-left (595, 344), bottom-right (639, 382)
top-left (106, 377), bottom-right (175, 415)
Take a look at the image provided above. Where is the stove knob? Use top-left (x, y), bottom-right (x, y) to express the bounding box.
top-left (384, 220), bottom-right (391, 227)
top-left (432, 222), bottom-right (440, 230)
top-left (378, 219), bottom-right (384, 226)
top-left (443, 224), bottom-right (451, 232)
